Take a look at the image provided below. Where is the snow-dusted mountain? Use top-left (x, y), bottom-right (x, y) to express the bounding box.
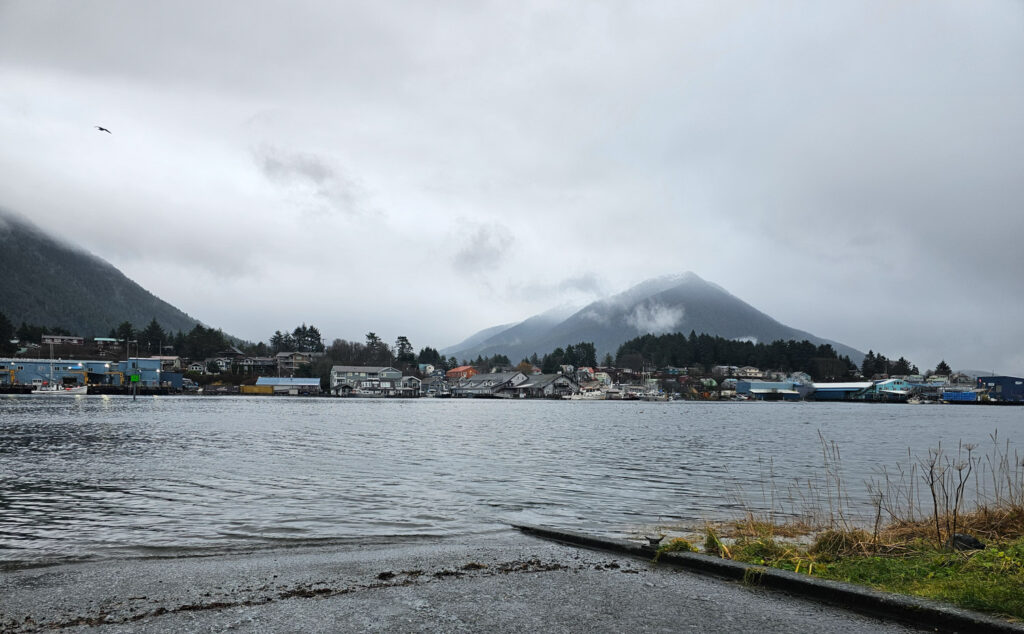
top-left (443, 272), bottom-right (863, 364)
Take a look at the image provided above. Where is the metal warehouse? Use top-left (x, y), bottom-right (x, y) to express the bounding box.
top-left (976, 376), bottom-right (1024, 403)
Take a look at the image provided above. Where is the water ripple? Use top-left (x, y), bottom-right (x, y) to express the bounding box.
top-left (0, 396), bottom-right (1020, 566)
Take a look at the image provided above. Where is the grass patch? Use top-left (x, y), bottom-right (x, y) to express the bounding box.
top-left (653, 537), bottom-right (697, 562)
top-left (815, 537), bottom-right (1024, 619)
top-left (717, 532), bottom-right (1024, 619)
top-left (680, 433), bottom-right (1024, 620)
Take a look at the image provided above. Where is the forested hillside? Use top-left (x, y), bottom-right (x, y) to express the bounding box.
top-left (0, 211), bottom-right (201, 336)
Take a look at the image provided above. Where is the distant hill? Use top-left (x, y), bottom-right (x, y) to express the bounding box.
top-left (0, 210), bottom-right (202, 337)
top-left (443, 272), bottom-right (864, 364)
top-left (442, 302), bottom-right (582, 361)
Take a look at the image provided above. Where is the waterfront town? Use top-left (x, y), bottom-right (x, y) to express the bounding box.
top-left (2, 332), bottom-right (1021, 404)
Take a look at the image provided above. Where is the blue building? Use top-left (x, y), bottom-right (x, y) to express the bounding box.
top-left (255, 376), bottom-right (322, 395)
top-left (810, 382), bottom-right (873, 401)
top-left (976, 376), bottom-right (1024, 403)
top-left (941, 390), bottom-right (978, 403)
top-left (735, 380), bottom-right (808, 401)
top-left (860, 378), bottom-right (913, 402)
top-left (3, 357), bottom-right (171, 388)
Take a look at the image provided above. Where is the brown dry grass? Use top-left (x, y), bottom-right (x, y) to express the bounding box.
top-left (876, 505), bottom-right (1024, 546)
top-left (724, 513), bottom-right (817, 539)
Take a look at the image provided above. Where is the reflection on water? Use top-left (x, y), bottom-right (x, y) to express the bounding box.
top-left (0, 396), bottom-right (1020, 566)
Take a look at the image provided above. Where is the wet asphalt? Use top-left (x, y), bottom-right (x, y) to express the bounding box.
top-left (0, 529), bottom-right (918, 633)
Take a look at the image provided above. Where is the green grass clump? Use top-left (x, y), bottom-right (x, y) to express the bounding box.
top-left (654, 537), bottom-right (697, 562)
top-left (733, 537), bottom-right (787, 564)
top-left (704, 526), bottom-right (731, 559)
top-left (659, 537), bottom-right (697, 553)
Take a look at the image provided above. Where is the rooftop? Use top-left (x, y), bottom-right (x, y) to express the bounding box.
top-left (255, 377), bottom-right (321, 386)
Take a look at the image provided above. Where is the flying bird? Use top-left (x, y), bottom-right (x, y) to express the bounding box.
top-left (95, 126), bottom-right (111, 134)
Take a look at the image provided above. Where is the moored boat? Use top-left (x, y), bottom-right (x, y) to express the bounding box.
top-left (32, 384), bottom-right (88, 395)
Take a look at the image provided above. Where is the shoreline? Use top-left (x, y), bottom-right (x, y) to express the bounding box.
top-left (1, 529), bottom-right (916, 633)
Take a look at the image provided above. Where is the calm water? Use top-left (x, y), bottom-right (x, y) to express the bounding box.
top-left (0, 396), bottom-right (1021, 567)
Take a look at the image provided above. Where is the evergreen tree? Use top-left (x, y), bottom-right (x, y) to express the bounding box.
top-left (287, 323), bottom-right (325, 352)
top-left (417, 346), bottom-right (443, 366)
top-left (394, 336), bottom-right (415, 368)
top-left (860, 350), bottom-right (876, 377)
top-left (140, 318), bottom-right (167, 356)
top-left (114, 321), bottom-right (135, 343)
top-left (0, 312), bottom-right (15, 355)
top-left (182, 325), bottom-right (227, 360)
top-left (19, 321), bottom-right (46, 343)
top-left (364, 332), bottom-right (392, 366)
top-left (891, 357), bottom-right (917, 375)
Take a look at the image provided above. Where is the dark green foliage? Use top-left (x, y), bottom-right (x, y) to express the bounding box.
top-left (364, 332), bottom-right (392, 366)
top-left (417, 346), bottom-right (444, 368)
top-left (615, 332), bottom-right (856, 380)
top-left (540, 342), bottom-right (597, 373)
top-left (270, 324), bottom-right (325, 353)
top-left (17, 321), bottom-right (55, 343)
top-left (113, 321), bottom-right (135, 342)
top-left (394, 336), bottom-right (415, 369)
top-left (541, 348), bottom-right (563, 373)
top-left (0, 312), bottom-right (15, 354)
top-left (861, 350), bottom-right (919, 377)
top-left (294, 324), bottom-right (324, 352)
top-left (934, 360), bottom-right (952, 375)
top-left (461, 353), bottom-right (511, 371)
top-left (891, 356), bottom-right (918, 375)
top-left (178, 324), bottom-right (228, 360)
top-left (139, 318), bottom-right (167, 356)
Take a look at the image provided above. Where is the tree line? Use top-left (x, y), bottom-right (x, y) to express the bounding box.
top-left (614, 331), bottom-right (857, 381)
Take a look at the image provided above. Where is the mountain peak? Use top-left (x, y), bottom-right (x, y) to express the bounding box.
top-left (443, 272), bottom-right (864, 364)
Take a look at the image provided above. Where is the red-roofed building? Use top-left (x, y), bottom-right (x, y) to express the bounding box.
top-left (446, 365), bottom-right (478, 380)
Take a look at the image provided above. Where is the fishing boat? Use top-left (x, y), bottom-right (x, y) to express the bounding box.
top-left (32, 383), bottom-right (88, 395)
top-left (570, 387), bottom-right (606, 400)
top-left (32, 340), bottom-right (88, 395)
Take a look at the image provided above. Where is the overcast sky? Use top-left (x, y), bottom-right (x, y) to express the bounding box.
top-left (1, 1), bottom-right (1022, 373)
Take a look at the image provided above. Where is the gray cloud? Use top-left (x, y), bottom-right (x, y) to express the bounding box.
top-left (254, 145), bottom-right (366, 217)
top-left (626, 303), bottom-right (685, 335)
top-left (451, 223), bottom-right (514, 272)
top-left (1, 2), bottom-right (1022, 372)
top-left (505, 273), bottom-right (608, 304)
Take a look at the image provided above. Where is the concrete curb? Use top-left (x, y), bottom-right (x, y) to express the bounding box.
top-left (512, 523), bottom-right (1024, 634)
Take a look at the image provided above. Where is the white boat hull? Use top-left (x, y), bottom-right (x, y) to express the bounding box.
top-left (32, 385), bottom-right (88, 395)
